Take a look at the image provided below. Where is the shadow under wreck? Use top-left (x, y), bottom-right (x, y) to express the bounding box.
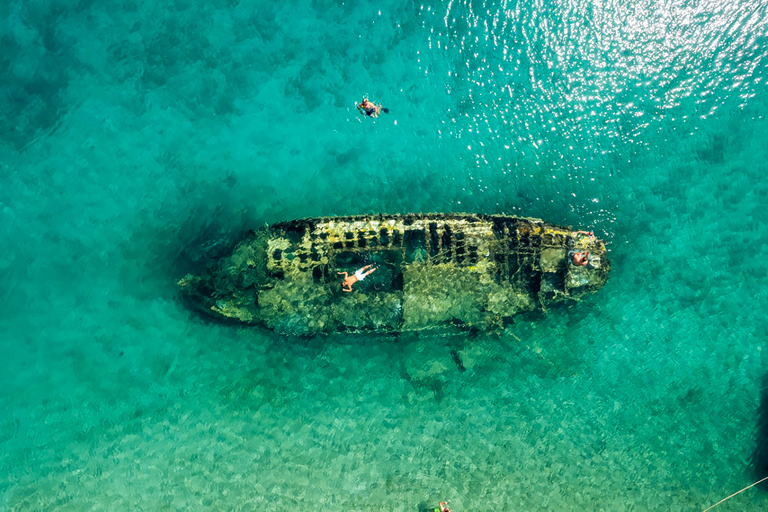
top-left (178, 213), bottom-right (610, 335)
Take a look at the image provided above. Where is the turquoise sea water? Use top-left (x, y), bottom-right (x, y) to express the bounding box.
top-left (2, 0), bottom-right (768, 509)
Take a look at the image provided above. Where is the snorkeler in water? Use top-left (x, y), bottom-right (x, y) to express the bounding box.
top-left (357, 97), bottom-right (389, 118)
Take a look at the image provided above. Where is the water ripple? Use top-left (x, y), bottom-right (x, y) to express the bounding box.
top-left (417, 0), bottom-right (768, 219)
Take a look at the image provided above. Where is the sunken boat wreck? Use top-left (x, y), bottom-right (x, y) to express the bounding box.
top-left (179, 213), bottom-right (610, 335)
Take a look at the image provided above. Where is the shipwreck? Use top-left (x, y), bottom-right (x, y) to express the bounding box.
top-left (178, 213), bottom-right (610, 335)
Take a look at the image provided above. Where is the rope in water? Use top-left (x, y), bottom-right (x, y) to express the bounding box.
top-left (703, 475), bottom-right (768, 511)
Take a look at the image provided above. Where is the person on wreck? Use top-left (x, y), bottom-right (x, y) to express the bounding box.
top-left (338, 264), bottom-right (378, 292)
top-left (570, 230), bottom-right (594, 266)
top-left (357, 97), bottom-right (389, 118)
top-left (571, 251), bottom-right (589, 266)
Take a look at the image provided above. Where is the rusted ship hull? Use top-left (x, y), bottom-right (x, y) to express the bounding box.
top-left (178, 214), bottom-right (610, 335)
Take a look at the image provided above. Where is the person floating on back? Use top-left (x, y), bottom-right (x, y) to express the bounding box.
top-left (357, 97), bottom-right (389, 118)
top-left (338, 264), bottom-right (378, 292)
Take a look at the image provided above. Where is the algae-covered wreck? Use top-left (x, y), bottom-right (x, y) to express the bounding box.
top-left (178, 214), bottom-right (610, 335)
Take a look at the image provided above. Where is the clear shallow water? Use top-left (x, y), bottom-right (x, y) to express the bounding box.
top-left (1, 0), bottom-right (768, 509)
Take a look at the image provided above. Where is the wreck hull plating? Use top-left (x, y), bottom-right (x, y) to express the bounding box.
top-left (179, 214), bottom-right (610, 335)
